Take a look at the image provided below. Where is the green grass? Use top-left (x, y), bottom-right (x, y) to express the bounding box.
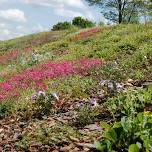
top-left (1, 23), bottom-right (152, 117)
top-left (0, 23), bottom-right (152, 151)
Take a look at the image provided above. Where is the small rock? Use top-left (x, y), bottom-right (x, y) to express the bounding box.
top-left (72, 147), bottom-right (80, 152)
top-left (0, 128), bottom-right (3, 133)
top-left (52, 150), bottom-right (58, 152)
top-left (76, 143), bottom-right (95, 149)
top-left (125, 83), bottom-right (133, 87)
top-left (85, 124), bottom-right (101, 131)
top-left (69, 136), bottom-right (79, 142)
top-left (60, 145), bottom-right (72, 151)
top-left (127, 79), bottom-right (133, 83)
top-left (84, 147), bottom-right (90, 151)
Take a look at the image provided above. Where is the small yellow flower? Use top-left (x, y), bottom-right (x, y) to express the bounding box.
top-left (144, 111), bottom-right (152, 117)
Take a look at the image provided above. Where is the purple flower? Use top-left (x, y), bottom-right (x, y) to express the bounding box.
top-left (116, 83), bottom-right (124, 92)
top-left (31, 94), bottom-right (37, 100)
top-left (51, 92), bottom-right (59, 100)
top-left (99, 80), bottom-right (110, 86)
top-left (89, 98), bottom-right (98, 106)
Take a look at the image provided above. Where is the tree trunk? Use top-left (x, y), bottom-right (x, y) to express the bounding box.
top-left (118, 0), bottom-right (123, 23)
top-left (128, 3), bottom-right (136, 23)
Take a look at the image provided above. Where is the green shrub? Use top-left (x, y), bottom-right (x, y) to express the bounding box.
top-left (117, 43), bottom-right (137, 54)
top-left (72, 16), bottom-right (95, 28)
top-left (74, 105), bottom-right (100, 127)
top-left (0, 101), bottom-right (13, 119)
top-left (17, 123), bottom-right (81, 149)
top-left (52, 21), bottom-right (72, 31)
top-left (95, 113), bottom-right (152, 152)
top-left (105, 86), bottom-right (152, 119)
top-left (32, 91), bottom-right (53, 118)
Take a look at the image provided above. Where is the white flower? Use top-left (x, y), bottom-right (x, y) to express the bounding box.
top-left (37, 91), bottom-right (45, 96)
top-left (99, 80), bottom-right (110, 86)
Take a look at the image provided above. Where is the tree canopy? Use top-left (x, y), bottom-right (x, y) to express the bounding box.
top-left (85, 0), bottom-right (152, 23)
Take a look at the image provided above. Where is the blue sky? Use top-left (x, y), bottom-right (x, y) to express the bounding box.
top-left (0, 0), bottom-right (106, 40)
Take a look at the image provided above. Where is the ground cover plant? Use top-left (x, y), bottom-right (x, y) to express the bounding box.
top-left (0, 23), bottom-right (152, 151)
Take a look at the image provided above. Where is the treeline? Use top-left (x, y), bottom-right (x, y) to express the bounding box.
top-left (52, 17), bottom-right (95, 31)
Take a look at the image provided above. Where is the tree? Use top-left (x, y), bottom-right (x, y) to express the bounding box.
top-left (52, 21), bottom-right (72, 31)
top-left (142, 0), bottom-right (152, 22)
top-left (72, 17), bottom-right (95, 28)
top-left (85, 0), bottom-right (151, 24)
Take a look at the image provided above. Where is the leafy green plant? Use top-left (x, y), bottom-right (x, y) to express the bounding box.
top-left (16, 136), bottom-right (29, 151)
top-left (74, 105), bottom-right (100, 127)
top-left (0, 101), bottom-right (13, 119)
top-left (32, 92), bottom-right (53, 118)
top-left (95, 112), bottom-right (152, 152)
top-left (50, 75), bottom-right (95, 98)
top-left (105, 86), bottom-right (152, 119)
top-left (17, 123), bottom-right (81, 149)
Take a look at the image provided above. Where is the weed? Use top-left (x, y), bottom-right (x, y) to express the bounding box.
top-left (74, 104), bottom-right (100, 127)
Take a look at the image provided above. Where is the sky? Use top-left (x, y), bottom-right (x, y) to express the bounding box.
top-left (0, 0), bottom-right (106, 40)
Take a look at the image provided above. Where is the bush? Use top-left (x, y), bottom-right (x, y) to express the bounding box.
top-left (105, 86), bottom-right (152, 119)
top-left (72, 16), bottom-right (95, 28)
top-left (74, 105), bottom-right (100, 127)
top-left (95, 112), bottom-right (152, 152)
top-left (0, 102), bottom-right (13, 119)
top-left (32, 91), bottom-right (53, 118)
top-left (52, 21), bottom-right (72, 31)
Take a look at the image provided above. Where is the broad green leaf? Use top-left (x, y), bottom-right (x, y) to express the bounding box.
top-left (100, 121), bottom-right (111, 130)
top-left (136, 142), bottom-right (142, 149)
top-left (121, 117), bottom-right (129, 132)
top-left (129, 144), bottom-right (139, 152)
top-left (137, 112), bottom-right (144, 123)
top-left (113, 122), bottom-right (122, 128)
top-left (148, 85), bottom-right (152, 93)
top-left (94, 141), bottom-right (106, 151)
top-left (105, 129), bottom-right (117, 143)
top-left (144, 122), bottom-right (152, 129)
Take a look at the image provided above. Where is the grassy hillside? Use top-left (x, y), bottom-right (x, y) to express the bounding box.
top-left (0, 23), bottom-right (152, 151)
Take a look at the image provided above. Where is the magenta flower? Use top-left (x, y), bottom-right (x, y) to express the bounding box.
top-left (0, 58), bottom-right (103, 101)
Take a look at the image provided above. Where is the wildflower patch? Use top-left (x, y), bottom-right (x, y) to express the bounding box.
top-left (0, 58), bottom-right (103, 101)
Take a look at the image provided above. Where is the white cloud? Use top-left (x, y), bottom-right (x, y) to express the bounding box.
top-left (55, 8), bottom-right (83, 18)
top-left (16, 24), bottom-right (48, 33)
top-left (0, 0), bottom-right (8, 4)
top-left (23, 0), bottom-right (94, 20)
top-left (0, 23), bottom-right (11, 40)
top-left (61, 0), bottom-right (85, 9)
top-left (0, 23), bottom-right (48, 40)
top-left (0, 29), bottom-right (10, 36)
top-left (24, 0), bottom-right (85, 8)
top-left (24, 0), bottom-right (52, 7)
top-left (54, 7), bottom-right (94, 20)
top-left (0, 9), bottom-right (26, 22)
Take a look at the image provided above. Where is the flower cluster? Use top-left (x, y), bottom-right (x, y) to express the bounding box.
top-left (30, 91), bottom-right (59, 101)
top-left (0, 48), bottom-right (33, 64)
top-left (99, 80), bottom-right (124, 92)
top-left (72, 27), bottom-right (101, 41)
top-left (0, 58), bottom-right (103, 101)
